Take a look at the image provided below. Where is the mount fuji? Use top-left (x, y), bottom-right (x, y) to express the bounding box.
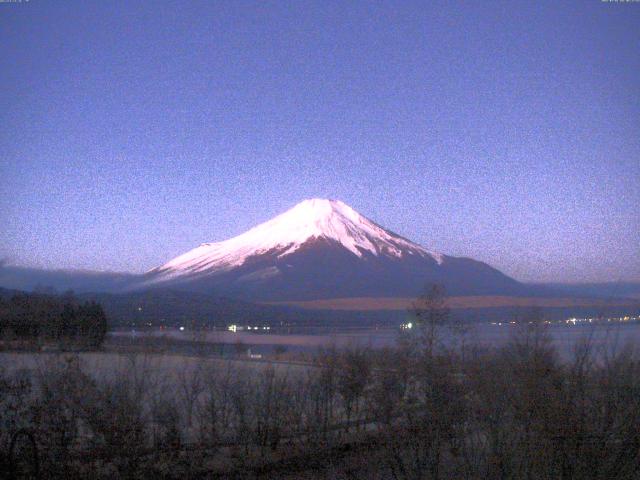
top-left (142, 199), bottom-right (527, 301)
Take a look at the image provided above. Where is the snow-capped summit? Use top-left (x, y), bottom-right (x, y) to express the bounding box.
top-left (263, 198), bottom-right (443, 261)
top-left (151, 199), bottom-right (442, 281)
top-left (143, 199), bottom-right (525, 300)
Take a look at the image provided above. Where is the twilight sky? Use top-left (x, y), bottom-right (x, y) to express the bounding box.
top-left (1, 0), bottom-right (639, 283)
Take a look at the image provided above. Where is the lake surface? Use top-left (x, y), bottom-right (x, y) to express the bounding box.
top-left (111, 321), bottom-right (640, 359)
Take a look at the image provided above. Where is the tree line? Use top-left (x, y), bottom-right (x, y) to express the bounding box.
top-left (1, 286), bottom-right (639, 478)
top-left (0, 292), bottom-right (107, 349)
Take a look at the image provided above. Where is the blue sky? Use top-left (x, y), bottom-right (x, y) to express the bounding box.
top-left (1, 0), bottom-right (639, 282)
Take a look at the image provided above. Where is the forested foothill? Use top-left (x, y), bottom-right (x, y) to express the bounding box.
top-left (0, 291), bottom-right (107, 350)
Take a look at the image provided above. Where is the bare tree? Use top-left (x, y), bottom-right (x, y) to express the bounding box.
top-left (177, 362), bottom-right (204, 431)
top-left (336, 348), bottom-right (371, 431)
top-left (410, 284), bottom-right (451, 358)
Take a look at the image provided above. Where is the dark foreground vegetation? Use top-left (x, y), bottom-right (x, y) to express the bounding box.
top-left (1, 287), bottom-right (640, 479)
top-left (0, 292), bottom-right (107, 350)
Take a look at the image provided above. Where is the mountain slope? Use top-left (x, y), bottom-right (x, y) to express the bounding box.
top-left (147, 199), bottom-right (442, 279)
top-left (142, 199), bottom-right (528, 301)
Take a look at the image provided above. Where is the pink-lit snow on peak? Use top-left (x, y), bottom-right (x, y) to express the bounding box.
top-left (149, 199), bottom-right (443, 278)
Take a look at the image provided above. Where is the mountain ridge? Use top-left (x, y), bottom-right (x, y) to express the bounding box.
top-left (145, 198), bottom-right (444, 283)
top-left (141, 199), bottom-right (529, 301)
